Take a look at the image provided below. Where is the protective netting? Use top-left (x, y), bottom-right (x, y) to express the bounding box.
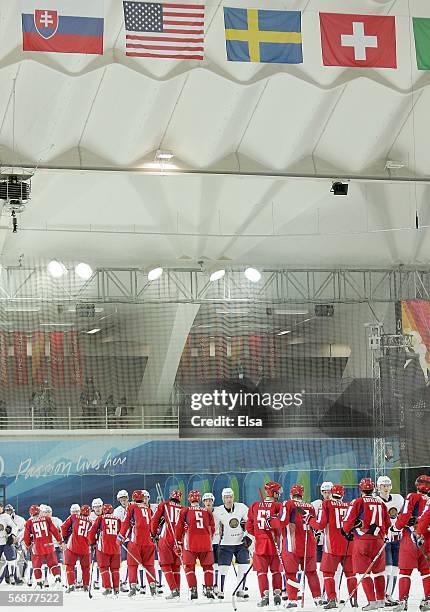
top-left (0, 263), bottom-right (428, 476)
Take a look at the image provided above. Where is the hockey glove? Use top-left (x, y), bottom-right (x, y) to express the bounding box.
top-left (412, 533), bottom-right (424, 547)
top-left (173, 543), bottom-right (182, 558)
top-left (150, 533), bottom-right (159, 544)
top-left (116, 533), bottom-right (125, 544)
top-left (340, 528), bottom-right (354, 541)
top-left (243, 535), bottom-right (253, 549)
top-left (407, 516), bottom-right (418, 527)
top-left (353, 518), bottom-right (363, 529)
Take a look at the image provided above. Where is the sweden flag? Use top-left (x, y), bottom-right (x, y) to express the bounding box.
top-left (224, 8), bottom-right (302, 64)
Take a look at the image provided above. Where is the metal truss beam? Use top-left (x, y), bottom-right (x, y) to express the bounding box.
top-left (1, 266), bottom-right (430, 304)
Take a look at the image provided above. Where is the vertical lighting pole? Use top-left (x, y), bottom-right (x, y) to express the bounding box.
top-left (369, 324), bottom-right (386, 480)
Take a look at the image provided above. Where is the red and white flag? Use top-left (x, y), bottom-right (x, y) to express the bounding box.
top-left (320, 13), bottom-right (396, 68)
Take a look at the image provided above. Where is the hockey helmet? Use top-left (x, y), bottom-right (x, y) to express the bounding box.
top-left (359, 477), bottom-right (375, 493)
top-left (91, 498), bottom-right (103, 509)
top-left (377, 476), bottom-right (392, 489)
top-left (415, 475), bottom-right (430, 494)
top-left (116, 490), bottom-right (129, 500)
top-left (290, 484), bottom-right (304, 498)
top-left (331, 484), bottom-right (345, 499)
top-left (4, 504), bottom-right (14, 514)
top-left (202, 493), bottom-right (215, 502)
top-left (70, 503), bottom-right (81, 514)
top-left (320, 482), bottom-right (333, 493)
top-left (80, 505), bottom-right (91, 516)
top-left (102, 503), bottom-right (114, 515)
top-left (170, 490), bottom-right (183, 502)
top-left (222, 488), bottom-right (234, 499)
top-left (29, 504), bottom-right (40, 516)
top-left (132, 490), bottom-right (144, 502)
top-left (188, 490), bottom-right (201, 503)
top-left (264, 481), bottom-right (283, 497)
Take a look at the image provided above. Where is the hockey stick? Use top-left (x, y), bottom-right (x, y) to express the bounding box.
top-left (337, 539), bottom-right (351, 603)
top-left (338, 540), bottom-right (387, 612)
top-left (301, 522), bottom-right (309, 608)
top-left (414, 537), bottom-right (430, 565)
top-left (119, 541), bottom-right (157, 584)
top-left (155, 482), bottom-right (185, 567)
top-left (88, 550), bottom-right (95, 599)
top-left (231, 562), bottom-right (253, 611)
top-left (258, 489), bottom-right (301, 592)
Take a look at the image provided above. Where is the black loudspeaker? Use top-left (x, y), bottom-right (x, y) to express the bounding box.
top-left (315, 304), bottom-right (334, 317)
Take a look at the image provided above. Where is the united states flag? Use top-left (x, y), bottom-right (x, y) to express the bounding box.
top-left (123, 1), bottom-right (205, 60)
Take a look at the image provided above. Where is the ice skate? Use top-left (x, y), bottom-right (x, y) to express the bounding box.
top-left (103, 588), bottom-right (112, 596)
top-left (120, 582), bottom-right (129, 592)
top-left (419, 598), bottom-right (430, 612)
top-left (217, 591), bottom-right (225, 600)
top-left (274, 589), bottom-right (282, 606)
top-left (93, 581), bottom-right (100, 590)
top-left (83, 586), bottom-right (89, 592)
top-left (44, 578), bottom-right (49, 588)
top-left (140, 585), bottom-right (146, 595)
top-left (203, 585), bottom-right (215, 599)
top-left (315, 597), bottom-right (325, 606)
top-left (190, 586), bottom-right (198, 600)
top-left (362, 603), bottom-right (378, 611)
top-left (113, 588), bottom-right (119, 597)
top-left (324, 600), bottom-right (338, 609)
top-left (36, 581), bottom-right (43, 589)
top-left (165, 588), bottom-right (180, 601)
top-left (236, 590), bottom-right (249, 599)
top-left (257, 590), bottom-right (270, 607)
top-left (351, 599), bottom-right (358, 608)
top-left (8, 575), bottom-right (16, 585)
top-left (149, 582), bottom-right (157, 597)
top-left (285, 602), bottom-right (298, 609)
top-left (393, 600), bottom-right (407, 612)
top-left (386, 597), bottom-right (399, 607)
top-left (128, 583), bottom-right (138, 597)
top-left (65, 585), bottom-right (75, 593)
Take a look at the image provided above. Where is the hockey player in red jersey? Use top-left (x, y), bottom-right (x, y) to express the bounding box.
top-left (393, 475), bottom-right (430, 612)
top-left (118, 489), bottom-right (156, 598)
top-left (151, 489), bottom-right (183, 601)
top-left (23, 505), bottom-right (63, 589)
top-left (88, 503), bottom-right (121, 597)
top-left (246, 481), bottom-right (283, 608)
top-left (309, 484), bottom-right (357, 609)
top-left (175, 490), bottom-right (215, 601)
top-left (269, 483), bottom-right (322, 608)
top-left (61, 504), bottom-right (92, 592)
top-left (343, 477), bottom-right (391, 610)
top-left (416, 499), bottom-right (430, 612)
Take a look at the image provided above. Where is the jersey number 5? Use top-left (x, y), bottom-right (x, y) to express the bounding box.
top-left (257, 509), bottom-right (270, 530)
top-left (195, 511), bottom-right (204, 529)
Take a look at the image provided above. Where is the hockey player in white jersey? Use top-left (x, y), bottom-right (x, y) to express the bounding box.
top-left (0, 503), bottom-right (18, 585)
top-left (213, 488), bottom-right (250, 601)
top-left (376, 475), bottom-right (404, 605)
top-left (202, 492), bottom-right (220, 593)
top-left (113, 490), bottom-right (130, 593)
top-left (90, 498), bottom-right (103, 590)
top-left (312, 481), bottom-right (333, 598)
top-left (4, 504), bottom-right (25, 584)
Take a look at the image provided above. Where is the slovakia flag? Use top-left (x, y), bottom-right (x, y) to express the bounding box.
top-left (22, 0), bottom-right (104, 54)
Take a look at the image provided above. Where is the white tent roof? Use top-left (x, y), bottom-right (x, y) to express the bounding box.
top-left (0, 0), bottom-right (429, 268)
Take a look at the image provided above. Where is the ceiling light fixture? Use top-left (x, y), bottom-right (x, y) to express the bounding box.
top-left (277, 330), bottom-right (291, 336)
top-left (209, 269), bottom-right (225, 282)
top-left (86, 328), bottom-right (101, 334)
top-left (244, 267), bottom-right (261, 283)
top-left (47, 260), bottom-right (67, 278)
top-left (148, 267), bottom-right (163, 281)
top-left (5, 307), bottom-right (41, 313)
top-left (75, 262), bottom-right (93, 280)
top-left (155, 150), bottom-right (174, 161)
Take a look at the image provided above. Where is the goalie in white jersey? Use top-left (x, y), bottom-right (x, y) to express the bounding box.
top-left (376, 475), bottom-right (404, 605)
top-left (213, 488), bottom-right (250, 601)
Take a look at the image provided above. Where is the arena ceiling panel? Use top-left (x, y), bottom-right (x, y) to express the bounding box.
top-left (0, 0), bottom-right (429, 268)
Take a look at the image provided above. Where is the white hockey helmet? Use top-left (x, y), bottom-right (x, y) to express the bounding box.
top-left (222, 487), bottom-right (234, 499)
top-left (202, 493), bottom-right (215, 502)
top-left (39, 503), bottom-right (49, 514)
top-left (320, 482), bottom-right (333, 493)
top-left (70, 503), bottom-right (81, 514)
top-left (117, 489), bottom-right (129, 500)
top-left (92, 497), bottom-right (103, 509)
top-left (377, 476), bottom-right (392, 488)
top-left (142, 490), bottom-right (150, 500)
top-left (45, 505), bottom-right (53, 515)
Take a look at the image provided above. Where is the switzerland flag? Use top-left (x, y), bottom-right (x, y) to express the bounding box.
top-left (320, 13), bottom-right (397, 68)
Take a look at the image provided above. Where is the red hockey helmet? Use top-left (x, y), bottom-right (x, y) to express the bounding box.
top-left (359, 477), bottom-right (375, 493)
top-left (415, 475), bottom-right (430, 494)
top-left (264, 481), bottom-right (283, 497)
top-left (170, 490), bottom-right (183, 502)
top-left (331, 484), bottom-right (345, 499)
top-left (29, 504), bottom-right (40, 516)
top-left (102, 503), bottom-right (114, 515)
top-left (188, 490), bottom-right (201, 503)
top-left (80, 505), bottom-right (91, 516)
top-left (132, 490), bottom-right (144, 502)
top-left (290, 484), bottom-right (304, 498)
